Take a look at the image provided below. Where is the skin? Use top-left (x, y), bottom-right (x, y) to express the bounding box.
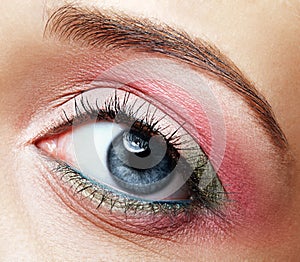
top-left (0, 0), bottom-right (299, 261)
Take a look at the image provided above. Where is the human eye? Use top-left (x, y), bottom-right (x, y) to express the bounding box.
top-left (29, 51), bottom-right (236, 238)
top-left (36, 86), bottom-right (226, 220)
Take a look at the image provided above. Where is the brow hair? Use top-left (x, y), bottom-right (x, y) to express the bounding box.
top-left (44, 5), bottom-right (287, 149)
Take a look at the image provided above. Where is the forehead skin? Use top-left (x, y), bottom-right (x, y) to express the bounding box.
top-left (0, 0), bottom-right (299, 261)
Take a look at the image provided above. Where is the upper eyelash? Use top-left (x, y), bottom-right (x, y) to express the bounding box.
top-left (65, 91), bottom-right (189, 150)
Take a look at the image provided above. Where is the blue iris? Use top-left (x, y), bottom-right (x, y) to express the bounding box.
top-left (107, 130), bottom-right (179, 194)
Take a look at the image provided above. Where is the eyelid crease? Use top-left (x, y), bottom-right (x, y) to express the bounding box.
top-left (44, 4), bottom-right (288, 150)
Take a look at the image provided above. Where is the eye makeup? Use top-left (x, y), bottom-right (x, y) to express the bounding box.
top-left (37, 87), bottom-right (227, 217)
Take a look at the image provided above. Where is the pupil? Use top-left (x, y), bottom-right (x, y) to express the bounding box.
top-left (135, 147), bottom-right (151, 158)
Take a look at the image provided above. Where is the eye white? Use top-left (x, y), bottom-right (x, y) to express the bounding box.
top-left (72, 121), bottom-right (124, 189)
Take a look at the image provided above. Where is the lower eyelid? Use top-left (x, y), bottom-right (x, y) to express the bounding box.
top-left (37, 153), bottom-right (232, 242)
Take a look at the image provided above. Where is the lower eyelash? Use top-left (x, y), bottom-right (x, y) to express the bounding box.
top-left (54, 159), bottom-right (228, 221)
top-left (55, 161), bottom-right (192, 215)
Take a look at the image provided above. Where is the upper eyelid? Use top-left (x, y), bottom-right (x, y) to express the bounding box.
top-left (44, 4), bottom-right (287, 150)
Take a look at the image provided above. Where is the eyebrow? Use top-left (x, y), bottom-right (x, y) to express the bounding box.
top-left (44, 5), bottom-right (287, 150)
